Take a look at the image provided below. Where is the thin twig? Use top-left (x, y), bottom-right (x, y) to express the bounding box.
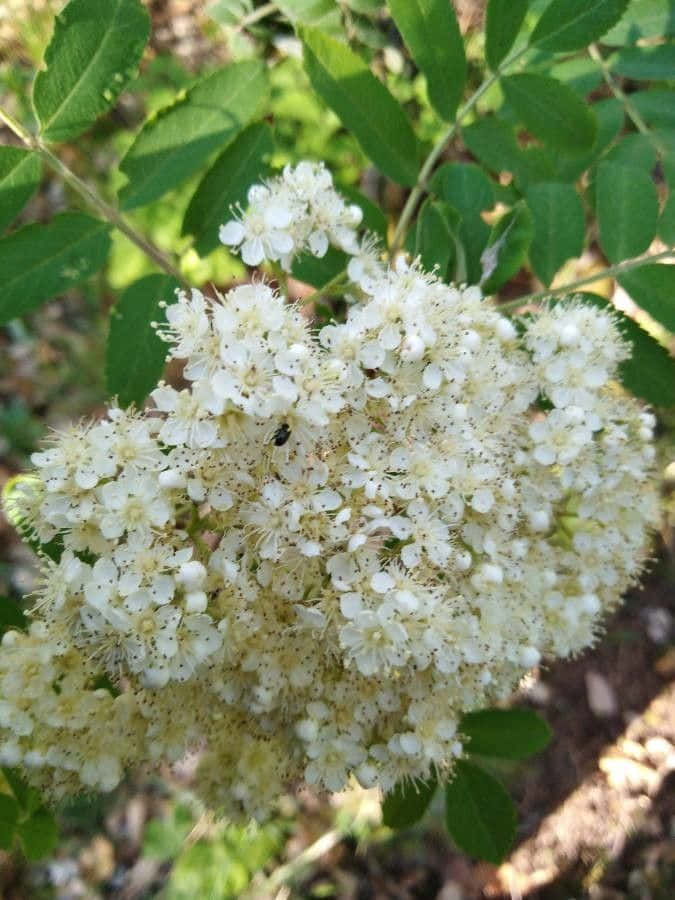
top-left (248, 827), bottom-right (343, 897)
top-left (588, 43), bottom-right (665, 157)
top-left (0, 105), bottom-right (189, 288)
top-left (388, 45), bottom-right (530, 256)
top-left (498, 247), bottom-right (675, 312)
top-left (233, 2), bottom-right (277, 33)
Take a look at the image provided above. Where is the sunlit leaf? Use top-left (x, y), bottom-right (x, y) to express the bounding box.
top-left (33, 0), bottom-right (150, 142)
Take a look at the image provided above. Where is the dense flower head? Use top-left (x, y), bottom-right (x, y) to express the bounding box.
top-left (1, 162), bottom-right (658, 819)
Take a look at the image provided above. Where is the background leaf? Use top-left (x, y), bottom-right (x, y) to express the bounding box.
top-left (182, 122), bottom-right (273, 256)
top-left (0, 148), bottom-right (41, 233)
top-left (576, 292), bottom-right (675, 405)
top-left (17, 808), bottom-right (59, 861)
top-left (596, 161), bottom-right (658, 263)
top-left (118, 61), bottom-right (268, 209)
top-left (486, 0), bottom-right (530, 70)
top-left (481, 201), bottom-right (534, 293)
top-left (529, 0), bottom-right (630, 52)
top-left (602, 0), bottom-right (675, 45)
top-left (414, 199), bottom-right (458, 279)
top-left (0, 212), bottom-right (110, 324)
top-left (276, 0), bottom-right (343, 34)
top-left (429, 163), bottom-right (494, 281)
top-left (526, 182), bottom-right (585, 284)
top-left (388, 0), bottom-right (466, 121)
top-left (618, 264), bottom-right (675, 332)
top-left (460, 708), bottom-right (552, 760)
top-left (609, 44), bottom-right (675, 79)
top-left (33, 0), bottom-right (150, 142)
top-left (659, 191), bottom-right (675, 243)
top-left (300, 27), bottom-right (419, 186)
top-left (0, 596), bottom-right (27, 635)
top-left (444, 761), bottom-right (516, 864)
top-left (0, 793), bottom-right (19, 851)
top-left (105, 274), bottom-right (179, 408)
top-left (382, 777), bottom-right (437, 829)
top-left (501, 73), bottom-right (597, 154)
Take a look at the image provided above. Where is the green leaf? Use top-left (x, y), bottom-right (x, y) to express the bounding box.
top-left (292, 246), bottom-right (348, 288)
top-left (382, 777), bottom-right (437, 829)
top-left (0, 212), bottom-right (110, 325)
top-left (388, 0), bottom-right (465, 121)
top-left (33, 0), bottom-right (150, 142)
top-left (604, 132), bottom-right (657, 172)
top-left (481, 201), bottom-right (534, 293)
top-left (182, 122), bottom-right (273, 256)
top-left (526, 182), bottom-right (585, 285)
top-left (0, 148), bottom-right (41, 233)
top-left (105, 274), bottom-right (178, 408)
top-left (2, 769), bottom-right (41, 814)
top-left (118, 61), bottom-right (268, 209)
top-left (461, 117), bottom-right (555, 187)
top-left (602, 0), bottom-right (675, 45)
top-left (460, 708), bottom-right (552, 760)
top-left (17, 808), bottom-right (58, 861)
top-left (415, 199), bottom-right (457, 278)
top-left (553, 98), bottom-right (624, 182)
top-left (2, 475), bottom-right (64, 564)
top-left (444, 761), bottom-right (516, 864)
top-left (631, 89), bottom-right (675, 131)
top-left (339, 184), bottom-right (387, 238)
top-left (429, 163), bottom-right (494, 282)
top-left (486, 0), bottom-right (530, 70)
top-left (618, 264), bottom-right (675, 333)
top-left (609, 44), bottom-right (675, 80)
top-left (530, 0), bottom-right (630, 52)
top-left (0, 793), bottom-right (19, 851)
top-left (660, 191), bottom-right (675, 244)
top-left (0, 596), bottom-right (27, 635)
top-left (276, 0), bottom-right (343, 33)
top-left (596, 161), bottom-right (658, 263)
top-left (501, 73), bottom-right (597, 154)
top-left (576, 292), bottom-right (675, 405)
top-left (300, 26), bottom-right (419, 186)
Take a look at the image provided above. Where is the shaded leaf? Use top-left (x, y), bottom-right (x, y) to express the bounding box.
top-left (631, 89), bottom-right (675, 130)
top-left (429, 162), bottom-right (494, 281)
top-left (300, 26), bottom-right (419, 186)
top-left (292, 246), bottom-right (347, 288)
top-left (526, 182), bottom-right (585, 284)
top-left (382, 777), bottom-right (437, 829)
top-left (0, 596), bottom-right (27, 635)
top-left (414, 199), bottom-right (457, 279)
top-left (388, 0), bottom-right (465, 121)
top-left (17, 808), bottom-right (58, 861)
top-left (105, 274), bottom-right (179, 408)
top-left (0, 212), bottom-right (110, 324)
top-left (0, 793), bottom-right (19, 851)
top-left (486, 0), bottom-right (530, 70)
top-left (660, 191), bottom-right (675, 244)
top-left (2, 769), bottom-right (42, 814)
top-left (0, 148), bottom-right (41, 233)
top-left (118, 61), bottom-right (268, 209)
top-left (339, 184), bottom-right (387, 238)
top-left (33, 0), bottom-right (150, 142)
top-left (182, 122), bottom-right (273, 256)
top-left (444, 761), bottom-right (516, 864)
top-left (618, 264), bottom-right (675, 333)
top-left (461, 117), bottom-right (555, 186)
top-left (553, 98), bottom-right (624, 182)
top-left (481, 201), bottom-right (534, 293)
top-left (460, 708), bottom-right (552, 760)
top-left (501, 73), bottom-right (597, 154)
top-left (609, 44), bottom-right (675, 79)
top-left (530, 0), bottom-right (630, 52)
top-left (596, 161), bottom-right (658, 263)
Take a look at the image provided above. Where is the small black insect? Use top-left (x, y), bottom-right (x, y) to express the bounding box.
top-left (272, 422), bottom-right (291, 447)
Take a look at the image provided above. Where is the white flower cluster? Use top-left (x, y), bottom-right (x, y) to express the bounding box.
top-left (1, 165), bottom-right (658, 818)
top-left (219, 161), bottom-right (362, 268)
